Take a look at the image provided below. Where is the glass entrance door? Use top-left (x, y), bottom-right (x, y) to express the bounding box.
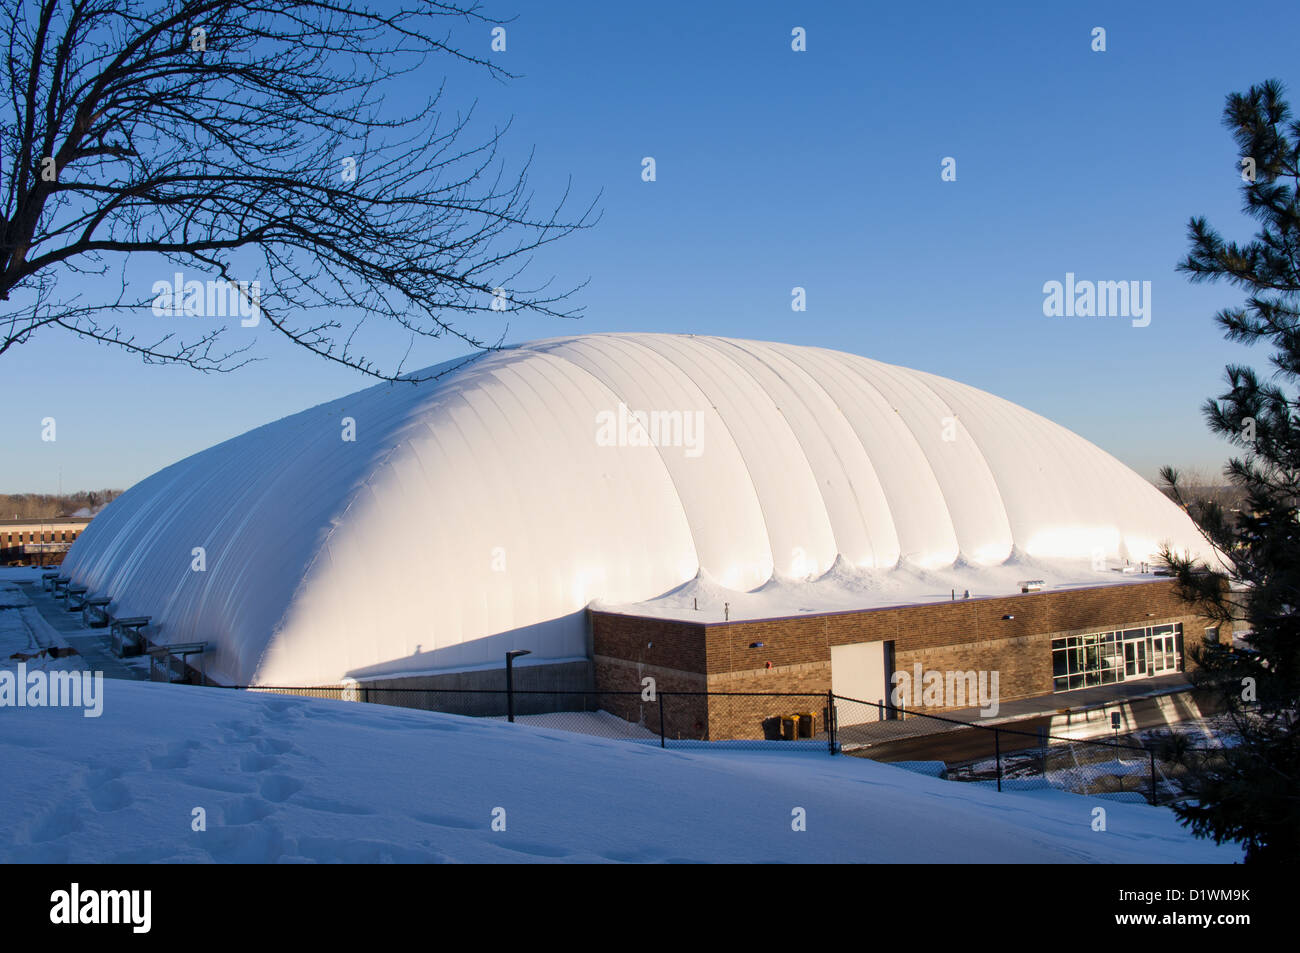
top-left (1123, 635), bottom-right (1147, 678)
top-left (1150, 627), bottom-right (1179, 674)
top-left (1051, 624), bottom-right (1185, 694)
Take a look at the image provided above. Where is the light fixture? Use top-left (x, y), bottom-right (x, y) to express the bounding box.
top-left (505, 649), bottom-right (531, 723)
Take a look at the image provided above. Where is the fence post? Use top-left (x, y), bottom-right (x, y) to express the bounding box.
top-left (827, 690), bottom-right (836, 755)
top-left (1149, 748), bottom-right (1157, 804)
top-left (658, 691), bottom-right (665, 749)
top-left (994, 727), bottom-right (1002, 792)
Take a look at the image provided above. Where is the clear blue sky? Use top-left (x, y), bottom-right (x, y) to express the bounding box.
top-left (3, 0), bottom-right (1295, 494)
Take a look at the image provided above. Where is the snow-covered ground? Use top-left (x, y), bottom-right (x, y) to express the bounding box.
top-left (1137, 713), bottom-right (1240, 748)
top-left (1, 679), bottom-right (1240, 863)
top-left (485, 709), bottom-right (661, 740)
top-left (1, 573), bottom-right (86, 678)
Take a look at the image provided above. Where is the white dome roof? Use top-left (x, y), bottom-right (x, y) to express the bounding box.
top-left (62, 333), bottom-right (1207, 684)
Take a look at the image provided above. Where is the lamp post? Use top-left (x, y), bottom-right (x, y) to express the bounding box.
top-left (506, 649), bottom-right (531, 723)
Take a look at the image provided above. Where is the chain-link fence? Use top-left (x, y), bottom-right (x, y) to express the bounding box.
top-left (831, 694), bottom-right (1224, 804)
top-left (235, 684), bottom-right (1221, 803)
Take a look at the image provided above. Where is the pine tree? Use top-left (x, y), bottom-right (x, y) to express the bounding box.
top-left (1161, 79), bottom-right (1300, 864)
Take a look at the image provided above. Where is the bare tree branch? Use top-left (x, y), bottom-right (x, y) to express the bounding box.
top-left (0, 0), bottom-right (596, 379)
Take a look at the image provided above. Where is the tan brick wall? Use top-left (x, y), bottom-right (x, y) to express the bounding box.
top-left (591, 581), bottom-right (1219, 729)
top-left (893, 632), bottom-right (1053, 711)
top-left (592, 655), bottom-right (706, 739)
top-left (590, 614), bottom-right (707, 673)
top-left (707, 660), bottom-right (831, 692)
top-left (696, 580), bottom-right (1215, 671)
top-left (704, 662), bottom-right (831, 741)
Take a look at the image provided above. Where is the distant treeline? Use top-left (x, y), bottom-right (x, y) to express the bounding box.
top-left (1156, 478), bottom-right (1249, 524)
top-left (0, 490), bottom-right (123, 520)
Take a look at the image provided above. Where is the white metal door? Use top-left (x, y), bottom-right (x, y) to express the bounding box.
top-left (831, 641), bottom-right (888, 725)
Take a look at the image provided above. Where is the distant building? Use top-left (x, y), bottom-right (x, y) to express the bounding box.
top-left (1, 516), bottom-right (92, 566)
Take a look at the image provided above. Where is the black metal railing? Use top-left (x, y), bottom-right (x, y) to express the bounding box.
top-left (829, 694), bottom-right (1226, 805)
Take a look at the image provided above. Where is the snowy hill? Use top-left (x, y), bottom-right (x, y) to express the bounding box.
top-left (1, 681), bottom-right (1239, 863)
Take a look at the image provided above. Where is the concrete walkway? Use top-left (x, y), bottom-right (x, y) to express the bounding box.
top-left (932, 673), bottom-right (1192, 726)
top-left (19, 582), bottom-right (148, 681)
top-left (836, 673), bottom-right (1198, 750)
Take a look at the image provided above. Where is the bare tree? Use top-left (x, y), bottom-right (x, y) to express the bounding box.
top-left (0, 0), bottom-right (595, 380)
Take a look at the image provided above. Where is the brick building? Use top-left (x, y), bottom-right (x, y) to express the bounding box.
top-left (590, 577), bottom-right (1218, 741)
top-left (1, 516), bottom-right (91, 566)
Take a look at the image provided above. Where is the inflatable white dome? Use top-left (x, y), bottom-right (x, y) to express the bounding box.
top-left (61, 333), bottom-right (1207, 684)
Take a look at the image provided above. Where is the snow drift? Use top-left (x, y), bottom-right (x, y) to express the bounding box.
top-left (0, 680), bottom-right (1237, 863)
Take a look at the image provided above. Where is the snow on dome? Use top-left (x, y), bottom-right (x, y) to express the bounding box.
top-left (60, 333), bottom-right (1208, 685)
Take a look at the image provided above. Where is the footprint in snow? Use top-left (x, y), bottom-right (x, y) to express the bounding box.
top-left (254, 736), bottom-right (296, 755)
top-left (258, 774), bottom-right (304, 802)
top-left (220, 796), bottom-right (278, 825)
top-left (150, 738), bottom-right (203, 770)
top-left (292, 795), bottom-right (375, 815)
top-left (87, 779), bottom-right (133, 813)
top-left (238, 751), bottom-right (280, 773)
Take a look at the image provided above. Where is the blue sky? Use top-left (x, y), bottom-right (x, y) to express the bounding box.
top-left (3, 0), bottom-right (1296, 494)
